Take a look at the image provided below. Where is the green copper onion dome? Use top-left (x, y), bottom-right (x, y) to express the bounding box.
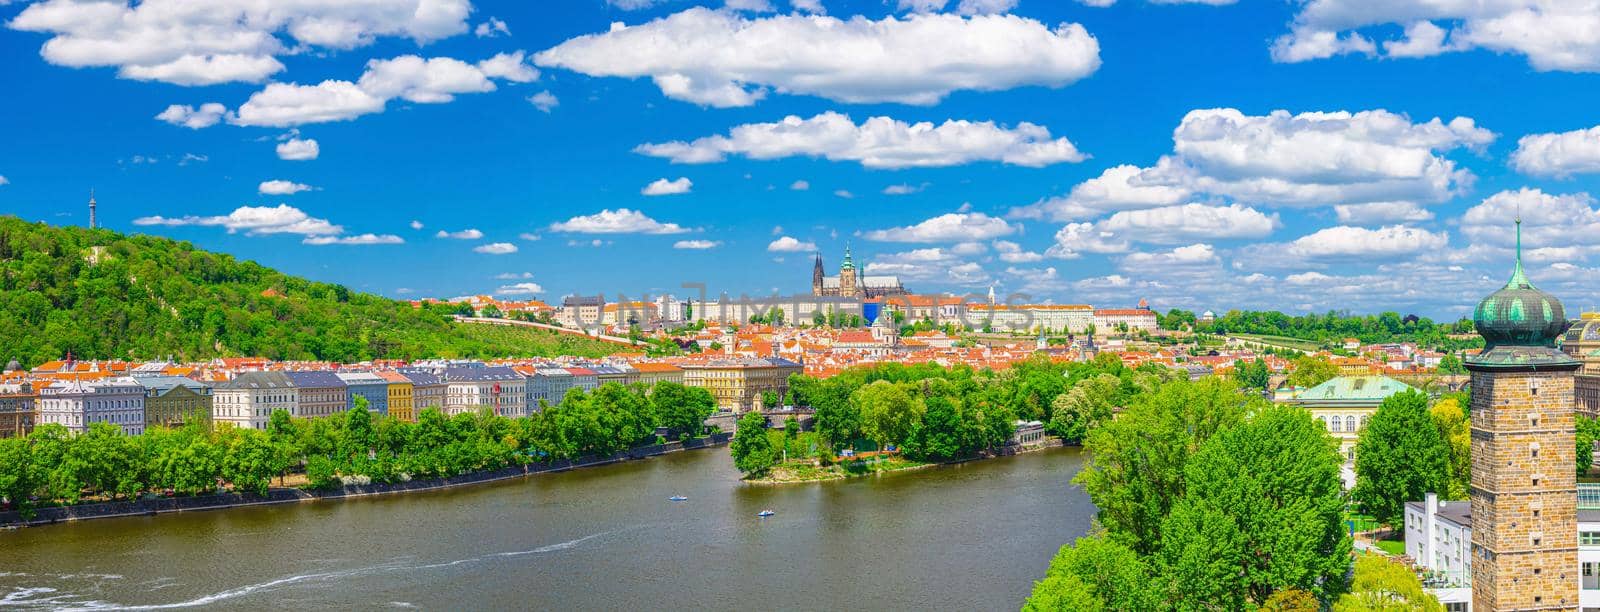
top-left (1470, 220), bottom-right (1573, 364)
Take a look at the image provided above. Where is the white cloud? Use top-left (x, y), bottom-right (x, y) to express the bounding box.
top-left (304, 233), bottom-right (403, 246)
top-left (232, 52), bottom-right (536, 128)
top-left (496, 282), bottom-right (545, 295)
top-left (410, 220), bottom-right (425, 230)
top-left (436, 228), bottom-right (484, 240)
top-left (133, 204), bottom-right (341, 236)
top-left (549, 209), bottom-right (690, 234)
top-left (258, 180), bottom-right (313, 195)
top-left (674, 239), bottom-right (722, 249)
top-left (474, 242), bottom-right (518, 255)
top-left (1118, 243), bottom-right (1221, 269)
top-left (994, 240), bottom-right (1044, 263)
top-left (534, 8), bottom-right (1099, 107)
top-left (1096, 203), bottom-right (1278, 244)
top-left (636, 111), bottom-right (1085, 168)
top-left (883, 182), bottom-right (928, 195)
top-left (1512, 125), bottom-right (1600, 178)
top-left (866, 247), bottom-right (991, 286)
top-left (0, 176), bottom-right (9, 186)
top-left (956, 0), bottom-right (1018, 15)
top-left (1285, 225), bottom-right (1449, 259)
top-left (495, 272), bottom-right (535, 280)
top-left (642, 177), bottom-right (693, 196)
top-left (725, 0), bottom-right (776, 10)
top-left (1045, 222), bottom-right (1131, 259)
top-left (276, 137), bottom-right (320, 161)
top-left (475, 17), bottom-right (510, 38)
top-left (791, 0), bottom-right (825, 12)
top-left (1008, 164), bottom-right (1190, 221)
top-left (1332, 201), bottom-right (1435, 224)
top-left (529, 91), bottom-right (559, 113)
top-left (768, 236), bottom-right (818, 252)
top-left (790, 180), bottom-right (810, 191)
top-left (519, 232), bottom-right (542, 241)
top-left (156, 103), bottom-right (228, 129)
top-left (1460, 189), bottom-right (1600, 258)
top-left (834, 190), bottom-right (855, 199)
top-left (897, 0), bottom-right (947, 11)
top-left (862, 212), bottom-right (1015, 243)
top-left (11, 0), bottom-right (471, 86)
top-left (1271, 2), bottom-right (1600, 73)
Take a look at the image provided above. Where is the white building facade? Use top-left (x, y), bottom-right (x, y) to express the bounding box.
top-left (38, 378), bottom-right (147, 435)
top-left (214, 372), bottom-right (297, 431)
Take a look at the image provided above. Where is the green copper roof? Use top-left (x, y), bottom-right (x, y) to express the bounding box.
top-left (1282, 375), bottom-right (1415, 406)
top-left (1467, 219), bottom-right (1578, 369)
top-left (841, 245), bottom-right (855, 271)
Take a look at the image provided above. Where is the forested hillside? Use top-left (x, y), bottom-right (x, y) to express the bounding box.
top-left (0, 216), bottom-right (617, 367)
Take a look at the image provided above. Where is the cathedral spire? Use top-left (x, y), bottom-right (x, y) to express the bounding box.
top-left (841, 244), bottom-right (854, 271)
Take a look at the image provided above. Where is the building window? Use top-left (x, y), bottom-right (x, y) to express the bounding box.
top-left (1581, 532), bottom-right (1600, 546)
top-left (1345, 415), bottom-right (1357, 432)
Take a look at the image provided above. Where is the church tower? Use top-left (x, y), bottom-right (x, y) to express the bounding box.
top-left (839, 246), bottom-right (858, 297)
top-left (812, 255), bottom-right (826, 296)
top-left (1467, 219), bottom-right (1580, 611)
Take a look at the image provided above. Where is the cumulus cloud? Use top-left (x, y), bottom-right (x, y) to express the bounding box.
top-left (1118, 243), bottom-right (1221, 270)
top-left (258, 180), bottom-right (313, 195)
top-left (475, 17), bottom-right (511, 38)
top-left (534, 8), bottom-right (1099, 107)
top-left (496, 282), bottom-right (545, 295)
top-left (133, 204), bottom-right (340, 236)
top-left (865, 247), bottom-right (991, 285)
top-left (529, 91), bottom-right (559, 113)
top-left (674, 239), bottom-right (721, 249)
top-left (1460, 189), bottom-right (1600, 260)
top-left (1008, 164), bottom-right (1190, 221)
top-left (10, 0), bottom-right (472, 86)
top-left (1045, 222), bottom-right (1131, 259)
top-left (1284, 225), bottom-right (1450, 259)
top-left (1512, 125), bottom-right (1600, 178)
top-left (1332, 201), bottom-right (1435, 224)
top-left (156, 103), bottom-right (228, 129)
top-left (0, 176), bottom-right (8, 187)
top-left (231, 52), bottom-right (538, 128)
top-left (275, 137), bottom-right (320, 161)
top-left (767, 236), bottom-right (818, 252)
top-left (861, 212), bottom-right (1015, 243)
top-left (636, 111), bottom-right (1084, 169)
top-left (994, 240), bottom-right (1044, 263)
top-left (1270, 1), bottom-right (1600, 73)
top-left (790, 180), bottom-right (810, 191)
top-left (474, 242), bottom-right (518, 255)
top-left (1096, 203), bottom-right (1278, 244)
top-left (883, 183), bottom-right (928, 195)
top-left (436, 228), bottom-right (484, 240)
top-left (791, 0), bottom-right (825, 12)
top-left (549, 209), bottom-right (690, 234)
top-left (410, 220), bottom-right (425, 230)
top-left (304, 233), bottom-right (403, 245)
top-left (642, 177), bottom-right (693, 196)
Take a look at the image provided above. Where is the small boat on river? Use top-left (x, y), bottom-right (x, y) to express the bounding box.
top-left (669, 495), bottom-right (688, 502)
top-left (757, 510), bottom-right (775, 517)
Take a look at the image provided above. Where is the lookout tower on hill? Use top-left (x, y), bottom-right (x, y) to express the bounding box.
top-left (1466, 218), bottom-right (1581, 611)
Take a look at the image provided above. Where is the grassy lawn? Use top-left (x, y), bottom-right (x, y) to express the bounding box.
top-left (1374, 537), bottom-right (1406, 556)
top-left (755, 455), bottom-right (930, 483)
top-left (1231, 333), bottom-right (1323, 353)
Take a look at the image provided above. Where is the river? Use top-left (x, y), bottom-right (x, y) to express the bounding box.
top-left (0, 447), bottom-right (1093, 611)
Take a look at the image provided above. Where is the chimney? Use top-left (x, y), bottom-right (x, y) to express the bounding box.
top-left (1423, 491), bottom-right (1439, 567)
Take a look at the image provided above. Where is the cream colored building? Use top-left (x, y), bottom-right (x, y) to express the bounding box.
top-left (681, 358), bottom-right (803, 413)
top-left (213, 371), bottom-right (297, 431)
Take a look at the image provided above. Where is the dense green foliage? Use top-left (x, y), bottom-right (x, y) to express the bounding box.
top-left (1332, 554), bottom-right (1443, 611)
top-left (1352, 390), bottom-right (1451, 526)
top-left (0, 381), bottom-right (716, 511)
top-left (730, 411), bottom-right (778, 477)
top-left (1285, 355), bottom-right (1338, 389)
top-left (1431, 397), bottom-right (1471, 499)
top-left (1034, 378), bottom-right (1354, 609)
top-left (1231, 358), bottom-right (1271, 390)
top-left (1177, 309), bottom-right (1480, 350)
top-left (0, 216), bottom-right (618, 367)
top-left (1580, 414), bottom-right (1600, 475)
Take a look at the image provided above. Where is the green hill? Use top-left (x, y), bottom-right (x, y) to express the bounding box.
top-left (0, 216), bottom-right (619, 368)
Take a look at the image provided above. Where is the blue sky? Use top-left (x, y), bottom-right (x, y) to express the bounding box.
top-left (5, 0), bottom-right (1600, 319)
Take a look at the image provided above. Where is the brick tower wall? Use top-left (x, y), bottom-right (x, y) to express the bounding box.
top-left (1470, 370), bottom-right (1579, 611)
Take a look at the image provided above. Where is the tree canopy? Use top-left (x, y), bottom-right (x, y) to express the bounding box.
top-left (1353, 390), bottom-right (1452, 526)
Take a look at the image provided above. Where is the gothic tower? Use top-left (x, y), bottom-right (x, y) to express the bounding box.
top-left (1467, 219), bottom-right (1580, 611)
top-left (839, 245), bottom-right (857, 297)
top-left (812, 255), bottom-right (825, 296)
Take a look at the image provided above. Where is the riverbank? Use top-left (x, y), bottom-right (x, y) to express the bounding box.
top-left (0, 433), bottom-right (732, 529)
top-left (747, 437), bottom-right (1067, 484)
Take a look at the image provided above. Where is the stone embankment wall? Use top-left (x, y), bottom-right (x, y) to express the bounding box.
top-left (0, 433), bottom-right (732, 528)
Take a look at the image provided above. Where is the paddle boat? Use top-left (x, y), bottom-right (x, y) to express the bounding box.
top-left (757, 510), bottom-right (775, 517)
top-left (669, 495), bottom-right (688, 502)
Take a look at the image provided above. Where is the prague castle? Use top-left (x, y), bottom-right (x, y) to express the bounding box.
top-left (811, 246), bottom-right (909, 299)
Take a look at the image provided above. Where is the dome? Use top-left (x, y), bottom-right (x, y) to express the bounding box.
top-left (1473, 260), bottom-right (1568, 348)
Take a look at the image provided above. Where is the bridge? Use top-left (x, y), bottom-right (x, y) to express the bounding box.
top-left (452, 316), bottom-right (639, 346)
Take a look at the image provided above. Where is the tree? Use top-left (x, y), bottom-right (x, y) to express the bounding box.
top-left (1353, 389), bottom-right (1451, 527)
top-left (1286, 355), bottom-right (1338, 389)
top-left (1157, 404), bottom-right (1351, 606)
top-left (222, 428), bottom-right (281, 495)
top-left (1332, 553), bottom-right (1443, 611)
top-left (1047, 374), bottom-right (1120, 443)
top-left (853, 381), bottom-right (925, 451)
top-left (1025, 534), bottom-right (1160, 611)
top-left (651, 382), bottom-right (715, 438)
top-left (1074, 377), bottom-right (1254, 556)
top-left (904, 394), bottom-right (981, 462)
top-left (730, 411), bottom-right (776, 477)
top-left (1437, 354), bottom-right (1466, 375)
top-left (1262, 589), bottom-right (1321, 612)
top-left (1579, 414), bottom-right (1600, 475)
top-left (1231, 358), bottom-right (1271, 390)
top-left (1430, 397), bottom-right (1470, 499)
top-left (0, 436), bottom-right (34, 509)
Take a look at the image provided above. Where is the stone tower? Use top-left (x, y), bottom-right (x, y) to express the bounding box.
top-left (1467, 219), bottom-right (1580, 611)
top-left (839, 246), bottom-right (857, 297)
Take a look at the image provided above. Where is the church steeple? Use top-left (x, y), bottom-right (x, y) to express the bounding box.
top-left (840, 245), bottom-right (855, 272)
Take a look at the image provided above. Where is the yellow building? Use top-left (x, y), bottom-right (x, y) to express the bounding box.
top-left (1277, 375), bottom-right (1416, 487)
top-left (378, 371), bottom-right (415, 422)
top-left (681, 358), bottom-right (802, 413)
top-left (132, 375), bottom-right (213, 429)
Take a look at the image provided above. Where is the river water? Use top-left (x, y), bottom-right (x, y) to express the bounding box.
top-left (0, 447), bottom-right (1093, 611)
